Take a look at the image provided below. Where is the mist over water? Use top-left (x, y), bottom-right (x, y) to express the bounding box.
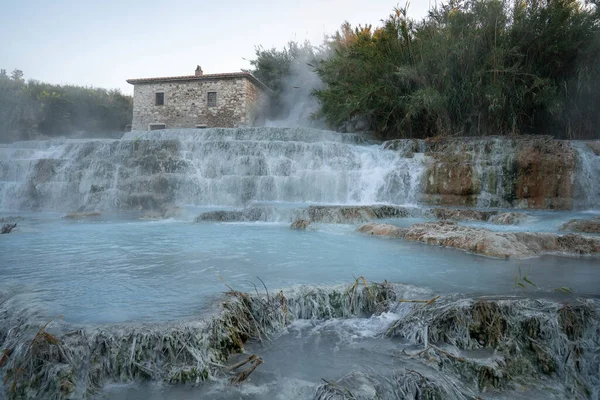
top-left (264, 55), bottom-right (326, 129)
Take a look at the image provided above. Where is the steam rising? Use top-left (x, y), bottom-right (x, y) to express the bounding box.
top-left (264, 55), bottom-right (325, 129)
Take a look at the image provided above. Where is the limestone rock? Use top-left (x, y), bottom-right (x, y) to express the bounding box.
top-left (403, 222), bottom-right (532, 258)
top-left (308, 205), bottom-right (409, 224)
top-left (360, 221), bottom-right (600, 258)
top-left (554, 233), bottom-right (600, 254)
top-left (356, 223), bottom-right (406, 238)
top-left (195, 207), bottom-right (278, 223)
top-left (63, 212), bottom-right (101, 219)
top-left (422, 136), bottom-right (576, 209)
top-left (290, 219), bottom-right (309, 230)
top-left (489, 212), bottom-right (528, 225)
top-left (430, 207), bottom-right (498, 222)
top-left (1, 223), bottom-right (17, 234)
top-left (196, 210), bottom-right (246, 222)
top-left (383, 139), bottom-right (425, 157)
top-left (559, 217), bottom-right (600, 234)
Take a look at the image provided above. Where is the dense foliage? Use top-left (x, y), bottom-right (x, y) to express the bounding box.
top-left (251, 0), bottom-right (600, 139)
top-left (317, 0), bottom-right (600, 139)
top-left (0, 69), bottom-right (132, 142)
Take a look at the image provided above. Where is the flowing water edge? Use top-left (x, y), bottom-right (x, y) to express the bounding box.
top-left (1, 128), bottom-right (599, 399)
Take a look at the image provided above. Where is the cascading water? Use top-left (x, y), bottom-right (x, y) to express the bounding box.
top-left (2, 129), bottom-right (600, 400)
top-left (472, 137), bottom-right (513, 208)
top-left (0, 127), bottom-right (425, 212)
top-left (573, 141), bottom-right (600, 210)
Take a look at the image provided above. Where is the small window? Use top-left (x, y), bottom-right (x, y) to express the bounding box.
top-left (207, 92), bottom-right (217, 107)
top-left (155, 92), bottom-right (164, 106)
top-left (149, 123), bottom-right (166, 130)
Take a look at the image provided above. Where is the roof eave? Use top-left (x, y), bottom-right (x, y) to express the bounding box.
top-left (126, 73), bottom-right (273, 94)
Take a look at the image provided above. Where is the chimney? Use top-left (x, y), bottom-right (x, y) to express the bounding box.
top-left (195, 65), bottom-right (203, 76)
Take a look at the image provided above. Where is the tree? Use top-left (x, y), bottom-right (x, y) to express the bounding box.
top-left (10, 69), bottom-right (24, 82)
top-left (311, 0), bottom-right (600, 139)
top-left (0, 69), bottom-right (133, 142)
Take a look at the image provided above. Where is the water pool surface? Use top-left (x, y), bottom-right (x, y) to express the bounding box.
top-left (1, 212), bottom-right (598, 324)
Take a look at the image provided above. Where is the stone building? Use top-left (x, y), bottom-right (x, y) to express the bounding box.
top-left (127, 66), bottom-right (270, 131)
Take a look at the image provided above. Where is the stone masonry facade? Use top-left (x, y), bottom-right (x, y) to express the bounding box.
top-left (127, 68), bottom-right (270, 131)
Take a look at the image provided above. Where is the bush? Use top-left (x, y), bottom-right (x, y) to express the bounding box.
top-left (0, 70), bottom-right (132, 142)
top-left (312, 0), bottom-right (600, 139)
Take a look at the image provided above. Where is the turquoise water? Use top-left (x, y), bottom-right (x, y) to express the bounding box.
top-left (1, 211), bottom-right (598, 324)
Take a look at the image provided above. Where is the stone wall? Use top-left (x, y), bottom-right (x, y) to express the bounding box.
top-left (243, 79), bottom-right (268, 126)
top-left (131, 77), bottom-right (266, 131)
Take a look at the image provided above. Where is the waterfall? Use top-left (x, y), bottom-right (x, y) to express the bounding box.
top-left (0, 127), bottom-right (425, 212)
top-left (2, 129), bottom-right (597, 212)
top-left (473, 138), bottom-right (513, 208)
top-left (572, 141), bottom-right (600, 211)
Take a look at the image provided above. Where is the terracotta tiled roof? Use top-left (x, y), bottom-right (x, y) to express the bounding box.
top-left (126, 72), bottom-right (272, 92)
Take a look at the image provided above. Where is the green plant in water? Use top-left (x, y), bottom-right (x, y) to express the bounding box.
top-left (554, 287), bottom-right (575, 294)
top-left (514, 264), bottom-right (537, 289)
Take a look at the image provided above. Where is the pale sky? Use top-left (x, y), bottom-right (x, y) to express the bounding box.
top-left (1, 0), bottom-right (431, 95)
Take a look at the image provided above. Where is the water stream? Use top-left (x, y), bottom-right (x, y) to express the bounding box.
top-left (1, 128), bottom-right (599, 399)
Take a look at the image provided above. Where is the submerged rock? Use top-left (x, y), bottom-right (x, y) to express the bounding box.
top-left (139, 210), bottom-right (164, 220)
top-left (307, 205), bottom-right (409, 224)
top-left (315, 372), bottom-right (381, 400)
top-left (195, 207), bottom-right (279, 222)
top-left (63, 212), bottom-right (101, 219)
top-left (559, 217), bottom-right (600, 233)
top-left (1, 223), bottom-right (17, 234)
top-left (162, 206), bottom-right (181, 219)
top-left (430, 208), bottom-right (498, 222)
top-left (356, 223), bottom-right (406, 238)
top-left (357, 221), bottom-right (600, 258)
top-left (139, 206), bottom-right (182, 220)
top-left (489, 211), bottom-right (527, 225)
top-left (196, 210), bottom-right (245, 222)
top-left (195, 205), bottom-right (412, 224)
top-left (290, 218), bottom-right (310, 229)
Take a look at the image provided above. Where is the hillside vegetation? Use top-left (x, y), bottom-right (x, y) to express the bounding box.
top-left (0, 69), bottom-right (132, 142)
